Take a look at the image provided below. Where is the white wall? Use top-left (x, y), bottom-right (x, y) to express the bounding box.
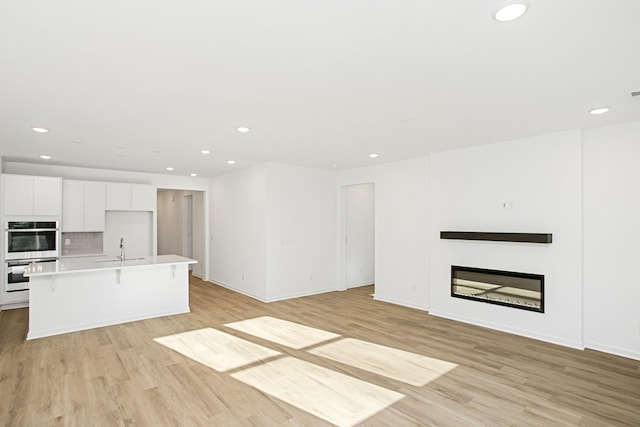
top-left (104, 211), bottom-right (153, 258)
top-left (583, 121), bottom-right (640, 360)
top-left (157, 190), bottom-right (185, 256)
top-left (265, 164), bottom-right (337, 301)
top-left (430, 131), bottom-right (583, 348)
top-left (344, 183), bottom-right (375, 288)
top-left (338, 157), bottom-right (430, 310)
top-left (210, 165), bottom-right (268, 300)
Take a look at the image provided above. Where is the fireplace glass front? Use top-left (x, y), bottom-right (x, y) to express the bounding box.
top-left (451, 266), bottom-right (544, 313)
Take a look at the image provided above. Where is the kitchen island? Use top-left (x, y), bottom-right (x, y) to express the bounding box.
top-left (24, 255), bottom-right (196, 340)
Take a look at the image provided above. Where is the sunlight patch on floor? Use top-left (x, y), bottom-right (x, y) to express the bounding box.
top-left (309, 338), bottom-right (458, 387)
top-left (154, 328), bottom-right (281, 372)
top-left (225, 316), bottom-right (340, 349)
top-left (231, 356), bottom-right (404, 427)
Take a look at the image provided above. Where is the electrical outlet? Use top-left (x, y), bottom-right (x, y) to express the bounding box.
top-left (411, 284), bottom-right (416, 292)
top-left (502, 201), bottom-right (514, 210)
top-left (64, 238), bottom-right (71, 246)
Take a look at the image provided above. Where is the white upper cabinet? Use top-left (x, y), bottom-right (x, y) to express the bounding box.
top-left (62, 180), bottom-right (105, 232)
top-left (62, 180), bottom-right (84, 231)
top-left (84, 181), bottom-right (106, 231)
top-left (131, 184), bottom-right (157, 211)
top-left (3, 174), bottom-right (33, 216)
top-left (106, 182), bottom-right (156, 212)
top-left (3, 174), bottom-right (62, 217)
top-left (106, 183), bottom-right (132, 211)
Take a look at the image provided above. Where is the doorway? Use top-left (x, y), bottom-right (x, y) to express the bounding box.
top-left (342, 183), bottom-right (375, 292)
top-left (157, 189), bottom-right (205, 278)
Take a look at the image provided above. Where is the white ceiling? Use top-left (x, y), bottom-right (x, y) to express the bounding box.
top-left (1, 0), bottom-right (639, 177)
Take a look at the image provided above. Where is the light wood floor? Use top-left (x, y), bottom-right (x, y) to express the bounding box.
top-left (1, 276), bottom-right (639, 426)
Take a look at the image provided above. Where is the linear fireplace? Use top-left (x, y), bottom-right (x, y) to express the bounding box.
top-left (451, 266), bottom-right (544, 313)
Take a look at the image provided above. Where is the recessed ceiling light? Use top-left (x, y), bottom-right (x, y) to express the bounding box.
top-left (166, 166), bottom-right (174, 171)
top-left (236, 126), bottom-right (251, 133)
top-left (200, 150), bottom-right (211, 155)
top-left (589, 107), bottom-right (610, 115)
top-left (494, 2), bottom-right (529, 22)
top-left (115, 152), bottom-right (124, 157)
top-left (369, 153), bottom-right (379, 158)
top-left (32, 127), bottom-right (49, 133)
top-left (152, 150), bottom-right (162, 154)
top-left (190, 173), bottom-right (198, 177)
top-left (114, 144), bottom-right (125, 149)
top-left (227, 160), bottom-right (236, 165)
top-left (39, 155), bottom-right (52, 160)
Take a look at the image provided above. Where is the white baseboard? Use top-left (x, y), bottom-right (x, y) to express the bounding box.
top-left (584, 340), bottom-right (640, 361)
top-left (428, 309), bottom-right (585, 350)
top-left (0, 301), bottom-right (29, 310)
top-left (206, 278), bottom-right (338, 304)
top-left (346, 281), bottom-right (374, 289)
top-left (206, 279), bottom-right (269, 302)
top-left (266, 287), bottom-right (337, 303)
top-left (373, 294), bottom-right (429, 312)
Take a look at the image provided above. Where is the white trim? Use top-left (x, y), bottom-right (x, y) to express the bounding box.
top-left (429, 309), bottom-right (585, 350)
top-left (373, 294), bottom-right (429, 312)
top-left (346, 281), bottom-right (374, 289)
top-left (584, 340), bottom-right (640, 362)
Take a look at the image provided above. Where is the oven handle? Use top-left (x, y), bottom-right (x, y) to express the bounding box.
top-left (7, 258), bottom-right (58, 265)
top-left (6, 228), bottom-right (59, 232)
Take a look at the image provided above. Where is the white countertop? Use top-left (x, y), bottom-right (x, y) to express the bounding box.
top-left (25, 255), bottom-right (197, 277)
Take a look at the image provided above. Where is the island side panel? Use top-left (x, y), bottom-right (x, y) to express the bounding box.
top-left (28, 264), bottom-right (190, 340)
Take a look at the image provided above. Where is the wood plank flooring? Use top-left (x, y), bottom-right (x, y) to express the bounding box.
top-left (1, 276), bottom-right (639, 426)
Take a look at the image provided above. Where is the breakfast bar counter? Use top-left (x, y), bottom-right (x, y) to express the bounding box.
top-left (24, 255), bottom-right (196, 340)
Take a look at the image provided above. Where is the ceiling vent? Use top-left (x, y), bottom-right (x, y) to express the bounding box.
top-left (632, 91), bottom-right (640, 97)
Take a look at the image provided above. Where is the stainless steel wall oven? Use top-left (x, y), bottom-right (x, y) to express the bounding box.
top-left (4, 221), bottom-right (59, 292)
top-left (5, 258), bottom-right (57, 291)
top-left (5, 221), bottom-right (59, 260)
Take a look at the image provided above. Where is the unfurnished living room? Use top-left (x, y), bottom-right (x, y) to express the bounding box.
top-left (1, 1), bottom-right (639, 426)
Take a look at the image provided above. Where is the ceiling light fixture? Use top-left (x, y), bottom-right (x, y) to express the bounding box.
top-left (39, 155), bottom-right (52, 159)
top-left (32, 127), bottom-right (49, 133)
top-left (589, 107), bottom-right (610, 115)
top-left (200, 150), bottom-right (211, 155)
top-left (227, 160), bottom-right (236, 165)
top-left (236, 126), bottom-right (251, 133)
top-left (166, 166), bottom-right (174, 171)
top-left (369, 153), bottom-right (379, 158)
top-left (190, 173), bottom-right (198, 177)
top-left (493, 1), bottom-right (529, 22)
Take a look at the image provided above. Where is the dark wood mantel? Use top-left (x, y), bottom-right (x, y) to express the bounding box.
top-left (440, 231), bottom-right (552, 244)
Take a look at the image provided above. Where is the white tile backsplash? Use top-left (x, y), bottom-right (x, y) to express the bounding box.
top-left (61, 232), bottom-right (103, 256)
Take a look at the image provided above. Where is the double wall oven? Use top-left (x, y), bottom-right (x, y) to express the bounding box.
top-left (5, 221), bottom-right (59, 291)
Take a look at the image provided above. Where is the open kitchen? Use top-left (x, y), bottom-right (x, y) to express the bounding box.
top-left (1, 173), bottom-right (196, 339)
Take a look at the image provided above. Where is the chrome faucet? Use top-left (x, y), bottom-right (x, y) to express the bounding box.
top-left (118, 237), bottom-right (125, 261)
